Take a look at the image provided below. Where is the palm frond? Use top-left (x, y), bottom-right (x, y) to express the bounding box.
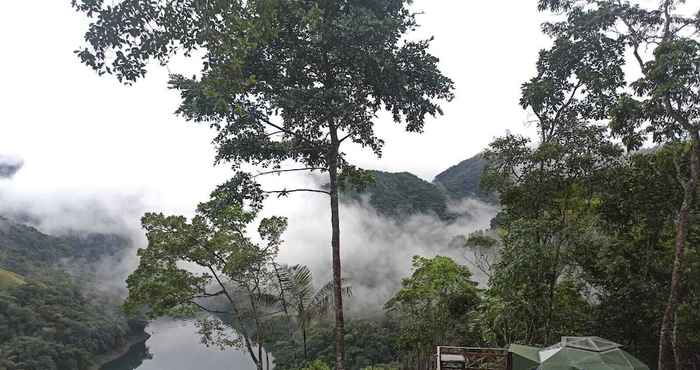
top-left (309, 279), bottom-right (352, 318)
top-left (254, 292), bottom-right (281, 307)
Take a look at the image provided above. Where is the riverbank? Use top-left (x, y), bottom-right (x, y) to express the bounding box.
top-left (90, 331), bottom-right (151, 370)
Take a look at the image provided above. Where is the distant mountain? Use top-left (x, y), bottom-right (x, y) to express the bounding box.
top-left (0, 217), bottom-right (128, 276)
top-left (0, 217), bottom-right (145, 370)
top-left (343, 153), bottom-right (495, 220)
top-left (433, 153), bottom-right (495, 202)
top-left (343, 171), bottom-right (454, 220)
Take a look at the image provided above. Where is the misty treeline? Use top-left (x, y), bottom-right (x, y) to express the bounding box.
top-left (68, 1), bottom-right (700, 370)
top-left (0, 218), bottom-right (146, 370)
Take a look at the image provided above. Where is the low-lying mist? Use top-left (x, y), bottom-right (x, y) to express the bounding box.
top-left (261, 174), bottom-right (498, 316)
top-left (1, 166), bottom-right (497, 314)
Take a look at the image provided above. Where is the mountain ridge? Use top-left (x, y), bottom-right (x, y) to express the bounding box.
top-left (344, 153), bottom-right (494, 220)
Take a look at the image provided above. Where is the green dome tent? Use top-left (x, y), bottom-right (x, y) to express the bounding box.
top-left (510, 337), bottom-right (649, 370)
top-left (509, 344), bottom-right (541, 370)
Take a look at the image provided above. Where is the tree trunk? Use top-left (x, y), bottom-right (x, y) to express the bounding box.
top-left (258, 344), bottom-right (263, 370)
top-left (328, 126), bottom-right (346, 370)
top-left (302, 321), bottom-right (308, 360)
top-left (273, 262), bottom-right (297, 357)
top-left (658, 137), bottom-right (699, 370)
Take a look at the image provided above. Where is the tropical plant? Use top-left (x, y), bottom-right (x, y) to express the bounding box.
top-left (72, 2), bottom-right (454, 367)
top-left (532, 1), bottom-right (700, 368)
top-left (123, 182), bottom-right (287, 370)
top-left (277, 264), bottom-right (352, 360)
top-left (385, 256), bottom-right (481, 370)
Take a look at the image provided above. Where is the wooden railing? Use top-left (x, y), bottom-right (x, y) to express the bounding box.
top-left (436, 346), bottom-right (512, 370)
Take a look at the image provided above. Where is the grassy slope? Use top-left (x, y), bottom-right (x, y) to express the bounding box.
top-left (0, 268), bottom-right (25, 290)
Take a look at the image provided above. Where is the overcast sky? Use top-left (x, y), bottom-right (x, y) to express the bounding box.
top-left (1, 1), bottom-right (553, 216)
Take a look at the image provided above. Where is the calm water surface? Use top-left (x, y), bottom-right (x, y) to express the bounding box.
top-left (102, 320), bottom-right (258, 370)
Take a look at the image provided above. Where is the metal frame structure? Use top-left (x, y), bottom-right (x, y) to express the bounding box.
top-left (436, 346), bottom-right (513, 370)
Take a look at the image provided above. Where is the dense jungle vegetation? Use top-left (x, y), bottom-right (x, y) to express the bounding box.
top-left (59, 0), bottom-right (700, 370)
top-left (0, 218), bottom-right (146, 370)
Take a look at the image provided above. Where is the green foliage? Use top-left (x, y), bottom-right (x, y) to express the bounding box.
top-left (386, 256), bottom-right (481, 366)
top-left (433, 153), bottom-right (495, 202)
top-left (74, 3), bottom-right (454, 367)
top-left (486, 2), bottom-right (700, 369)
top-left (73, 0), bottom-right (454, 173)
top-left (0, 217), bottom-right (142, 370)
top-left (343, 171), bottom-right (454, 220)
top-left (298, 360), bottom-right (331, 370)
top-left (0, 283), bottom-right (136, 370)
top-left (268, 318), bottom-right (399, 370)
top-left (124, 185), bottom-right (289, 369)
top-left (0, 268), bottom-right (24, 290)
top-left (578, 147), bottom-right (700, 366)
top-left (0, 217), bottom-right (129, 277)
top-left (267, 263), bottom-right (352, 361)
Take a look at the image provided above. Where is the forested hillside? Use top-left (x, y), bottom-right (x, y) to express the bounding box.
top-left (342, 155), bottom-right (491, 221)
top-left (60, 1), bottom-right (700, 370)
top-left (342, 171), bottom-right (455, 220)
top-left (433, 154), bottom-right (495, 202)
top-left (0, 217), bottom-right (145, 370)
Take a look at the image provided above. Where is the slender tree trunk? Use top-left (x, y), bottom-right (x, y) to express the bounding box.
top-left (266, 349), bottom-right (270, 370)
top-left (258, 341), bottom-right (263, 370)
top-left (659, 136), bottom-right (699, 370)
top-left (273, 262), bottom-right (297, 358)
top-left (328, 126), bottom-right (346, 370)
top-left (211, 268), bottom-right (259, 367)
top-left (673, 312), bottom-right (681, 370)
top-left (302, 321), bottom-right (308, 360)
top-left (242, 321), bottom-right (260, 369)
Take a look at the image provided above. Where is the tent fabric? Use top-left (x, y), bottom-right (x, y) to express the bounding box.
top-left (508, 337), bottom-right (650, 370)
top-left (509, 344), bottom-right (541, 370)
top-left (561, 337), bottom-right (621, 352)
top-left (537, 347), bottom-right (649, 370)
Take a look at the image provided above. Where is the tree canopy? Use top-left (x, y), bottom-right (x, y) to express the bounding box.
top-left (74, 2), bottom-right (454, 368)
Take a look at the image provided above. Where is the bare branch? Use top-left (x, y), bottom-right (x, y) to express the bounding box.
top-left (264, 188), bottom-right (331, 196)
top-left (192, 289), bottom-right (227, 299)
top-left (188, 300), bottom-right (234, 315)
top-left (254, 167), bottom-right (326, 178)
top-left (265, 130), bottom-right (284, 138)
top-left (258, 116), bottom-right (315, 145)
top-left (554, 80), bottom-right (583, 124)
top-left (338, 132), bottom-right (353, 143)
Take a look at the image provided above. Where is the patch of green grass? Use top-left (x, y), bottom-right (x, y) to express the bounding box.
top-left (0, 268), bottom-right (25, 290)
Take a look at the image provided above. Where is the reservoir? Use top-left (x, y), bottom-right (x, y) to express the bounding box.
top-left (101, 320), bottom-right (259, 370)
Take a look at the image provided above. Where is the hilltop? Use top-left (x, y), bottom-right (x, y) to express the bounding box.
top-left (344, 153), bottom-right (494, 220)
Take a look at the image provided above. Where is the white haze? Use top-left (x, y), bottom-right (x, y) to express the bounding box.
top-left (260, 174), bottom-right (499, 316)
top-left (0, 166), bottom-right (498, 313)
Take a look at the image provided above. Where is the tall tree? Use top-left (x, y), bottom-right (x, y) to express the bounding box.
top-left (481, 2), bottom-right (626, 342)
top-left (534, 1), bottom-right (700, 368)
top-left (72, 1), bottom-right (454, 368)
top-left (385, 256), bottom-right (481, 370)
top-left (123, 180), bottom-right (287, 370)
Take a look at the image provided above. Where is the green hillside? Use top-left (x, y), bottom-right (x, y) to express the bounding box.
top-left (343, 171), bottom-right (455, 220)
top-left (342, 154), bottom-right (496, 220)
top-left (0, 268), bottom-right (25, 290)
top-left (0, 217), bottom-right (128, 276)
top-left (433, 153), bottom-right (495, 202)
top-left (0, 216), bottom-right (145, 370)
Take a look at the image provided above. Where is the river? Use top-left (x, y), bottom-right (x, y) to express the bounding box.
top-left (101, 319), bottom-right (260, 370)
